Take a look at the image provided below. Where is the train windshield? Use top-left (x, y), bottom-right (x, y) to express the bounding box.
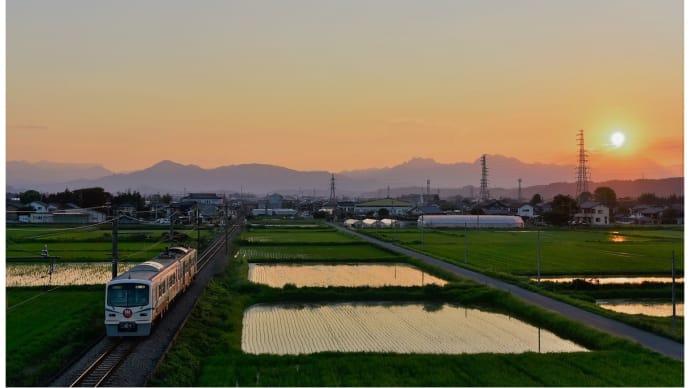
top-left (107, 283), bottom-right (149, 307)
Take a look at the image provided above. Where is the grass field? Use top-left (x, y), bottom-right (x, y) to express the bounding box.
top-left (361, 228), bottom-right (684, 276)
top-left (6, 286), bottom-right (104, 387)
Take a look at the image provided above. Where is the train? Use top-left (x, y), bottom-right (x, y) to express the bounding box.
top-left (105, 246), bottom-right (198, 337)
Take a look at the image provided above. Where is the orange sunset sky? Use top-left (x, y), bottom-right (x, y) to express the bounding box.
top-left (6, 0), bottom-right (684, 181)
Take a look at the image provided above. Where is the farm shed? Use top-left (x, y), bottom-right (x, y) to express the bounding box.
top-left (418, 215), bottom-right (525, 228)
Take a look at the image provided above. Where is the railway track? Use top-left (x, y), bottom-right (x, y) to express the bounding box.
top-left (68, 338), bottom-right (139, 387)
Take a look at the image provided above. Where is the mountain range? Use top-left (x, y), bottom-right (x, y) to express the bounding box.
top-left (6, 156), bottom-right (684, 200)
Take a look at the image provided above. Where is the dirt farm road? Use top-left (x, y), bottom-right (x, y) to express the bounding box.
top-left (333, 224), bottom-right (683, 361)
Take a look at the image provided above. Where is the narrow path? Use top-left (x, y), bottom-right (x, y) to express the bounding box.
top-left (333, 224), bottom-right (684, 361)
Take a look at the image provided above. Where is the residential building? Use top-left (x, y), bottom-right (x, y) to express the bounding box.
top-left (354, 199), bottom-right (413, 216)
top-left (181, 193), bottom-right (224, 206)
top-left (517, 204), bottom-right (534, 218)
top-left (573, 202), bottom-right (610, 225)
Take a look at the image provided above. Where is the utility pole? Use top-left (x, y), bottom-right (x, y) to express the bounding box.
top-left (196, 205), bottom-right (201, 250)
top-left (464, 223), bottom-right (468, 264)
top-left (420, 213), bottom-right (425, 253)
top-left (169, 208), bottom-right (174, 248)
top-left (672, 250), bottom-right (676, 330)
top-left (225, 202), bottom-right (229, 255)
top-left (111, 203), bottom-right (119, 279)
top-left (536, 230), bottom-right (542, 284)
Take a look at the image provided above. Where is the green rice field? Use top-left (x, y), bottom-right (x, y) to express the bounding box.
top-left (7, 226), bottom-right (218, 262)
top-left (361, 228), bottom-right (684, 276)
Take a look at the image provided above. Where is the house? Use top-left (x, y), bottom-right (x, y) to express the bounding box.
top-left (6, 201), bottom-right (21, 222)
top-left (631, 205), bottom-right (666, 224)
top-left (181, 193), bottom-right (224, 206)
top-left (257, 193), bottom-right (284, 210)
top-left (573, 202), bottom-right (610, 225)
top-left (354, 199), bottom-right (413, 216)
top-left (408, 204), bottom-right (444, 216)
top-left (29, 201), bottom-right (48, 213)
top-left (480, 200), bottom-right (513, 215)
top-left (117, 203), bottom-right (137, 217)
top-left (52, 212), bottom-right (89, 224)
top-left (517, 204), bottom-right (534, 218)
top-left (251, 208), bottom-right (297, 217)
top-left (30, 212), bottom-right (54, 223)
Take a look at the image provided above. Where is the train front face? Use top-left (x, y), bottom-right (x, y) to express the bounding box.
top-left (105, 279), bottom-right (154, 336)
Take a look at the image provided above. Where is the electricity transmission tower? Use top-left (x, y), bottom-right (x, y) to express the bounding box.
top-left (479, 154), bottom-right (489, 201)
top-left (575, 129), bottom-right (591, 200)
top-left (328, 174), bottom-right (336, 206)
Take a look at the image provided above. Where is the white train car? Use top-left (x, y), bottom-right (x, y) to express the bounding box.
top-left (105, 246), bottom-right (197, 337)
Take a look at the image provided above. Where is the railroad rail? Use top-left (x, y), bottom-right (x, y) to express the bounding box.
top-left (197, 224), bottom-right (238, 271)
top-left (68, 338), bottom-right (139, 387)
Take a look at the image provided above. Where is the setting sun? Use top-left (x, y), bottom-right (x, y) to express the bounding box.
top-left (610, 131), bottom-right (626, 148)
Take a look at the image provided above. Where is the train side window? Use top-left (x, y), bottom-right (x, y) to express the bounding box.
top-left (158, 283), bottom-right (165, 298)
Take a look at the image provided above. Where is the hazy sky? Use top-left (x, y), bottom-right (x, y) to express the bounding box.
top-left (6, 0), bottom-right (684, 180)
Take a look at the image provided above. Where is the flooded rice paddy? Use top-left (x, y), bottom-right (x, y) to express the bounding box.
top-left (6, 262), bottom-right (136, 286)
top-left (532, 276), bottom-right (683, 285)
top-left (596, 299), bottom-right (684, 317)
top-left (242, 302), bottom-right (587, 355)
top-left (248, 263), bottom-right (447, 288)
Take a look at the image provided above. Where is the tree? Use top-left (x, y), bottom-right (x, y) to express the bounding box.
top-left (661, 208), bottom-right (680, 224)
top-left (593, 186), bottom-right (617, 207)
top-left (637, 193), bottom-right (660, 205)
top-left (544, 194), bottom-right (577, 226)
top-left (529, 194), bottom-right (542, 206)
top-left (20, 190), bottom-right (42, 204)
top-left (377, 208), bottom-right (390, 218)
top-left (161, 194), bottom-right (173, 204)
top-left (74, 187), bottom-right (111, 208)
top-left (577, 191), bottom-right (593, 203)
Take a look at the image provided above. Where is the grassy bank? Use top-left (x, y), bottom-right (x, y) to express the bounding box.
top-left (6, 286), bottom-right (104, 386)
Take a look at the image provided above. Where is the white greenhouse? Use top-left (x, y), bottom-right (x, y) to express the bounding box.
top-left (344, 219), bottom-right (363, 228)
top-left (417, 215), bottom-right (525, 228)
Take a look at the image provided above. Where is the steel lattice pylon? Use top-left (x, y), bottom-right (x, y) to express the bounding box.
top-left (575, 129), bottom-right (591, 199)
top-left (328, 174), bottom-right (336, 205)
top-left (479, 154), bottom-right (489, 201)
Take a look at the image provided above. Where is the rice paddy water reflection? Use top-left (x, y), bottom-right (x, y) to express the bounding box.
top-left (532, 276), bottom-right (683, 285)
top-left (596, 299), bottom-right (685, 317)
top-left (6, 262), bottom-right (137, 286)
top-left (241, 303), bottom-right (588, 355)
top-left (248, 263), bottom-right (447, 288)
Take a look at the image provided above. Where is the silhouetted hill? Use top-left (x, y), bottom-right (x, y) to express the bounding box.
top-left (7, 161), bottom-right (113, 190)
top-left (6, 158), bottom-right (683, 199)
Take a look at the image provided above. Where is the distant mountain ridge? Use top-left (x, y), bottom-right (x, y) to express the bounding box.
top-left (7, 160), bottom-right (113, 187)
top-left (6, 158), bottom-right (684, 200)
